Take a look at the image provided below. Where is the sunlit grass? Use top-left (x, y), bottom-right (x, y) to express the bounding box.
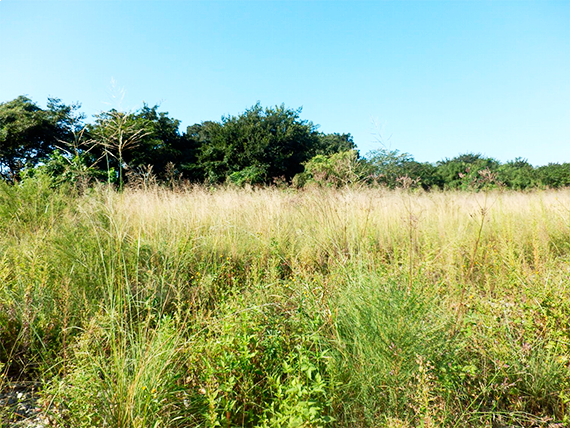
top-left (1, 179), bottom-right (569, 426)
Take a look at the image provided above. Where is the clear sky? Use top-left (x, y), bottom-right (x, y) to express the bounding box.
top-left (1, 0), bottom-right (569, 166)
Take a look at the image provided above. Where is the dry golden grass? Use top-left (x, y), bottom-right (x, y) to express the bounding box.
top-left (115, 185), bottom-right (570, 281)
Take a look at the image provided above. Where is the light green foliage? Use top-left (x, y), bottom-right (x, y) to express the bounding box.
top-left (260, 349), bottom-right (335, 427)
top-left (298, 150), bottom-right (364, 188)
top-left (182, 287), bottom-right (334, 426)
top-left (332, 275), bottom-right (452, 425)
top-left (22, 150), bottom-right (106, 186)
top-left (229, 165), bottom-right (267, 186)
top-left (364, 148), bottom-right (417, 188)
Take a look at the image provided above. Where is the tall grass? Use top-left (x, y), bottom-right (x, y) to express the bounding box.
top-left (1, 179), bottom-right (569, 426)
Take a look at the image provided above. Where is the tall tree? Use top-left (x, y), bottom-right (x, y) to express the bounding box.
top-left (315, 132), bottom-right (356, 155)
top-left (537, 163), bottom-right (570, 188)
top-left (121, 105), bottom-right (183, 177)
top-left (182, 121), bottom-right (224, 182)
top-left (497, 158), bottom-right (537, 190)
top-left (0, 96), bottom-right (79, 181)
top-left (364, 148), bottom-right (416, 188)
top-left (435, 153), bottom-right (500, 189)
top-left (197, 103), bottom-right (321, 183)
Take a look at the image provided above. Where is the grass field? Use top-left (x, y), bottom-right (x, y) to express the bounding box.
top-left (1, 178), bottom-right (569, 427)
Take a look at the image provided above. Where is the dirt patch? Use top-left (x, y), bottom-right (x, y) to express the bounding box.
top-left (0, 382), bottom-right (49, 428)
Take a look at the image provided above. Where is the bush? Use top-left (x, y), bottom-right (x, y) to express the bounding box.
top-left (228, 165), bottom-right (267, 186)
top-left (298, 150), bottom-right (364, 187)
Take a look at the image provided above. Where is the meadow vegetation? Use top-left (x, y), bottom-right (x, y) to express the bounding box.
top-left (1, 175), bottom-right (569, 427)
top-left (2, 96), bottom-right (570, 191)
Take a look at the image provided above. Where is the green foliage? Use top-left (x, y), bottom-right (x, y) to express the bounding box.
top-left (22, 150), bottom-right (106, 186)
top-left (1, 185), bottom-right (570, 426)
top-left (197, 103), bottom-right (322, 183)
top-left (537, 163), bottom-right (570, 188)
top-left (497, 158), bottom-right (539, 190)
top-left (361, 148), bottom-right (439, 189)
top-left (124, 104), bottom-right (184, 178)
top-left (0, 96), bottom-right (81, 181)
top-left (315, 133), bottom-right (356, 156)
top-left (180, 121), bottom-right (224, 182)
top-left (259, 349), bottom-right (335, 427)
top-left (364, 148), bottom-right (416, 188)
top-left (332, 275), bottom-right (452, 425)
top-left (50, 314), bottom-right (185, 428)
top-left (3, 95), bottom-right (569, 190)
top-left (299, 150), bottom-right (364, 188)
top-left (436, 153), bottom-right (501, 190)
top-left (228, 165), bottom-right (267, 186)
top-left (446, 295), bottom-right (570, 426)
top-left (185, 300), bottom-right (334, 427)
top-left (0, 172), bottom-right (70, 233)
top-left (0, 175), bottom-right (77, 378)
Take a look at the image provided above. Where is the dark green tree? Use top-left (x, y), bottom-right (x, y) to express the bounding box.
top-left (536, 163), bottom-right (570, 188)
top-left (403, 161), bottom-right (440, 189)
top-left (435, 153), bottom-right (501, 190)
top-left (0, 96), bottom-right (80, 181)
top-left (197, 103), bottom-right (322, 184)
top-left (497, 158), bottom-right (538, 190)
top-left (184, 121), bottom-right (226, 183)
top-left (122, 104), bottom-right (184, 178)
top-left (315, 132), bottom-right (356, 156)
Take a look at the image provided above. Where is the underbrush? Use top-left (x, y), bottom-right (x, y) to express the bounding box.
top-left (1, 178), bottom-right (569, 426)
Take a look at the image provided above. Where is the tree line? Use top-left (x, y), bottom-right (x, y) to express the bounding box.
top-left (1, 95), bottom-right (569, 190)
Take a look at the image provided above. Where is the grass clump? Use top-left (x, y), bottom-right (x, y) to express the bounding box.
top-left (49, 313), bottom-right (185, 428)
top-left (331, 272), bottom-right (453, 426)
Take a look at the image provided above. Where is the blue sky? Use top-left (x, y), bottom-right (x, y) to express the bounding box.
top-left (1, 0), bottom-right (569, 166)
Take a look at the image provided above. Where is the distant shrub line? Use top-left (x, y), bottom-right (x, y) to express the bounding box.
top-left (1, 95), bottom-right (568, 190)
